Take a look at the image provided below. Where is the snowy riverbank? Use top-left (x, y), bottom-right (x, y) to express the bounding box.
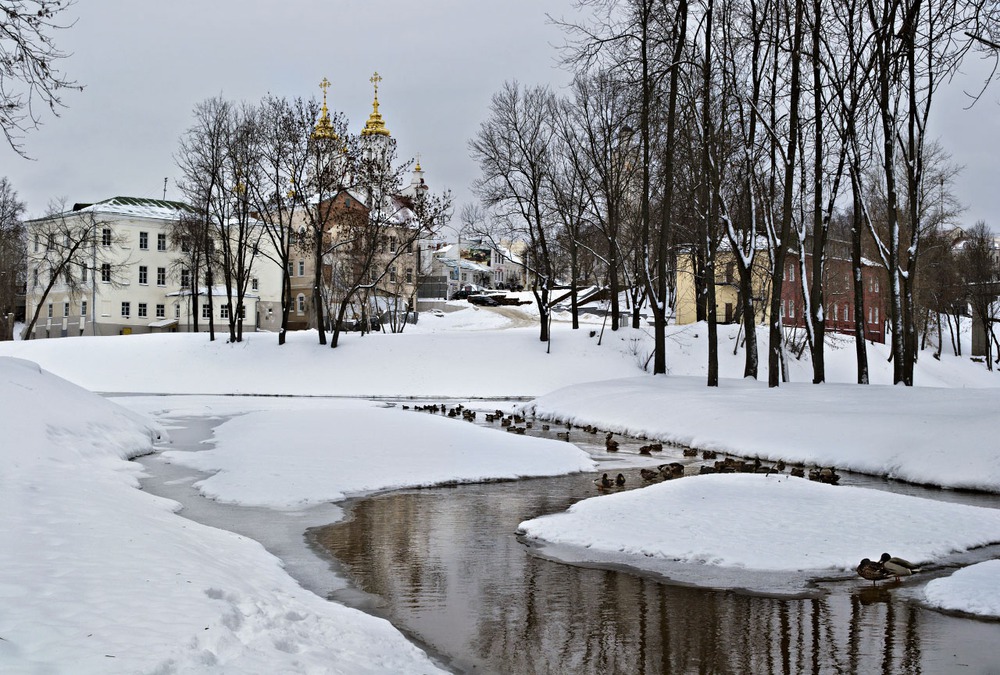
top-left (3, 308), bottom-right (1000, 672)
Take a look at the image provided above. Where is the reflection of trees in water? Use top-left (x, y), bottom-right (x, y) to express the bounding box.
top-left (318, 483), bottom-right (937, 674)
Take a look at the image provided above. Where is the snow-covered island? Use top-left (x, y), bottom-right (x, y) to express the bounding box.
top-left (3, 308), bottom-right (1000, 672)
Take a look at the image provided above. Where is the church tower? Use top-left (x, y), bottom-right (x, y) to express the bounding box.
top-left (360, 71), bottom-right (394, 164)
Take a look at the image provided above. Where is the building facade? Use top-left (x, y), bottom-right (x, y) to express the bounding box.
top-left (24, 197), bottom-right (283, 338)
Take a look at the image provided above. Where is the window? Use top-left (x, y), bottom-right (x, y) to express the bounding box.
top-left (81, 266), bottom-right (88, 283)
top-left (181, 237), bottom-right (191, 253)
top-left (298, 260), bottom-right (305, 276)
top-left (220, 304), bottom-right (230, 319)
top-left (155, 304), bottom-right (165, 318)
top-left (405, 268), bottom-right (413, 284)
top-left (832, 304), bottom-right (838, 322)
top-left (139, 231), bottom-right (149, 250)
top-left (157, 267), bottom-right (166, 286)
top-left (789, 302), bottom-right (794, 319)
top-left (181, 269), bottom-right (190, 288)
top-left (138, 303), bottom-right (147, 318)
top-left (389, 236), bottom-right (397, 252)
top-left (874, 278), bottom-right (879, 292)
top-left (844, 305), bottom-right (849, 322)
top-left (251, 277), bottom-right (259, 291)
top-left (874, 306), bottom-right (879, 323)
top-left (33, 234), bottom-right (39, 252)
top-left (287, 263), bottom-right (293, 277)
top-left (33, 268), bottom-right (38, 288)
top-left (63, 302), bottom-right (69, 317)
top-left (81, 300), bottom-right (87, 318)
top-left (138, 265), bottom-right (148, 285)
top-left (157, 233), bottom-right (167, 251)
top-left (296, 294), bottom-right (305, 314)
top-left (121, 302), bottom-right (131, 318)
top-left (202, 304), bottom-right (211, 319)
top-left (174, 304), bottom-right (180, 318)
top-left (390, 266), bottom-right (397, 283)
top-left (101, 263), bottom-right (111, 282)
top-left (102, 228), bottom-right (112, 247)
top-left (782, 299), bottom-right (787, 318)
top-left (47, 303), bottom-right (53, 318)
top-left (788, 264), bottom-right (794, 282)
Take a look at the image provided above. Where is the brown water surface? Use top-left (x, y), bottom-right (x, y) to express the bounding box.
top-left (313, 470), bottom-right (1000, 675)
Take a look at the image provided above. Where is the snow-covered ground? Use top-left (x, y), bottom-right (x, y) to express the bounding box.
top-left (3, 304), bottom-right (1000, 673)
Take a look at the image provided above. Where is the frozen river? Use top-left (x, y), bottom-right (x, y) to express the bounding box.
top-left (134, 396), bottom-right (1000, 674)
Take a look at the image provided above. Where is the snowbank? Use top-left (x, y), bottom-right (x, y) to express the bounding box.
top-left (525, 376), bottom-right (1000, 492)
top-left (158, 401), bottom-right (596, 509)
top-left (923, 560), bottom-right (1000, 618)
top-left (0, 357), bottom-right (445, 673)
top-left (518, 474), bottom-right (1000, 584)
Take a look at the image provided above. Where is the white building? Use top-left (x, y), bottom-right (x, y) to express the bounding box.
top-left (424, 238), bottom-right (526, 299)
top-left (24, 196), bottom-right (283, 338)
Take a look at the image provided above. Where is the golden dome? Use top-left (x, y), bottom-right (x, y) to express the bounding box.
top-left (313, 77), bottom-right (339, 141)
top-left (361, 71), bottom-right (391, 138)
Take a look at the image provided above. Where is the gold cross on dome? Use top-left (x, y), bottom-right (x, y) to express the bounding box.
top-left (319, 77), bottom-right (331, 100)
top-left (370, 71), bottom-right (382, 96)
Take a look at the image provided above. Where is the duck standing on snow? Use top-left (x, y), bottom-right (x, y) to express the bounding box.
top-left (856, 558), bottom-right (893, 586)
top-left (879, 552), bottom-right (921, 580)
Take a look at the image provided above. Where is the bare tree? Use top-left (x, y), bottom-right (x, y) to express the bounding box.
top-left (962, 221), bottom-right (999, 370)
top-left (470, 81), bottom-right (559, 343)
top-left (0, 176), bottom-right (25, 339)
top-left (22, 200), bottom-right (125, 339)
top-left (0, 0), bottom-right (80, 156)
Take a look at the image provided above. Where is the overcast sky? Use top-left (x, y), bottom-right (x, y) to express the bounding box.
top-left (3, 1), bottom-right (998, 230)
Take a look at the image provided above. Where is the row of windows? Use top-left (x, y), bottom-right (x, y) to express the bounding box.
top-left (368, 266), bottom-right (414, 284)
top-left (781, 301), bottom-right (880, 325)
top-left (121, 302), bottom-right (167, 319)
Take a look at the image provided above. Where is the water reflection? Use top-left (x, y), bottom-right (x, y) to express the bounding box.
top-left (312, 474), bottom-right (1000, 674)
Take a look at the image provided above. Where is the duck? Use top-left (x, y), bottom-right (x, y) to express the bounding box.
top-left (879, 552), bottom-right (921, 580)
top-left (615, 473), bottom-right (626, 487)
top-left (856, 558), bottom-right (893, 586)
top-left (640, 468), bottom-right (661, 482)
top-left (594, 473), bottom-right (615, 490)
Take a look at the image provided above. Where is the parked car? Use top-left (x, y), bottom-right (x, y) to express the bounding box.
top-left (451, 289), bottom-right (471, 300)
top-left (467, 294), bottom-right (499, 306)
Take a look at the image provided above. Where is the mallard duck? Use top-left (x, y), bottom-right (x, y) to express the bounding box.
top-left (640, 468), bottom-right (660, 482)
top-left (615, 473), bottom-right (626, 487)
top-left (879, 552), bottom-right (921, 580)
top-left (857, 558), bottom-right (893, 586)
top-left (594, 473), bottom-right (615, 490)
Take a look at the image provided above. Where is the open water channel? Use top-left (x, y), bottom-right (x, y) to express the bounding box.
top-left (134, 397), bottom-right (1000, 675)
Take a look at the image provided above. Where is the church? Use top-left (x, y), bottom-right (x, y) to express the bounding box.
top-left (284, 73), bottom-right (437, 333)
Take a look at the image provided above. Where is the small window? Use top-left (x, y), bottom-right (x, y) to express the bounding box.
top-left (138, 303), bottom-right (147, 318)
top-left (102, 228), bottom-right (112, 247)
top-left (138, 265), bottom-right (148, 285)
top-left (174, 304), bottom-right (180, 319)
top-left (788, 264), bottom-right (794, 282)
top-left (202, 304), bottom-right (211, 319)
top-left (33, 268), bottom-right (38, 288)
top-left (121, 301), bottom-right (131, 318)
top-left (874, 278), bottom-right (879, 292)
top-left (220, 304), bottom-right (230, 319)
top-left (789, 302), bottom-right (794, 319)
top-left (157, 267), bottom-right (166, 286)
top-left (63, 302), bottom-right (69, 317)
top-left (157, 233), bottom-right (167, 251)
top-left (389, 236), bottom-right (397, 253)
top-left (844, 305), bottom-right (849, 322)
top-left (251, 277), bottom-right (259, 292)
top-left (781, 300), bottom-right (787, 318)
top-left (156, 304), bottom-right (165, 318)
top-left (390, 266), bottom-right (397, 283)
top-left (298, 260), bottom-right (305, 276)
top-left (81, 266), bottom-right (88, 283)
top-left (81, 300), bottom-right (87, 317)
top-left (296, 294), bottom-right (305, 314)
top-left (34, 234), bottom-right (39, 252)
top-left (101, 264), bottom-right (111, 282)
top-left (874, 306), bottom-right (879, 323)
top-left (405, 268), bottom-right (413, 284)
top-left (47, 303), bottom-right (53, 318)
top-left (181, 269), bottom-right (190, 288)
top-left (139, 232), bottom-right (149, 250)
